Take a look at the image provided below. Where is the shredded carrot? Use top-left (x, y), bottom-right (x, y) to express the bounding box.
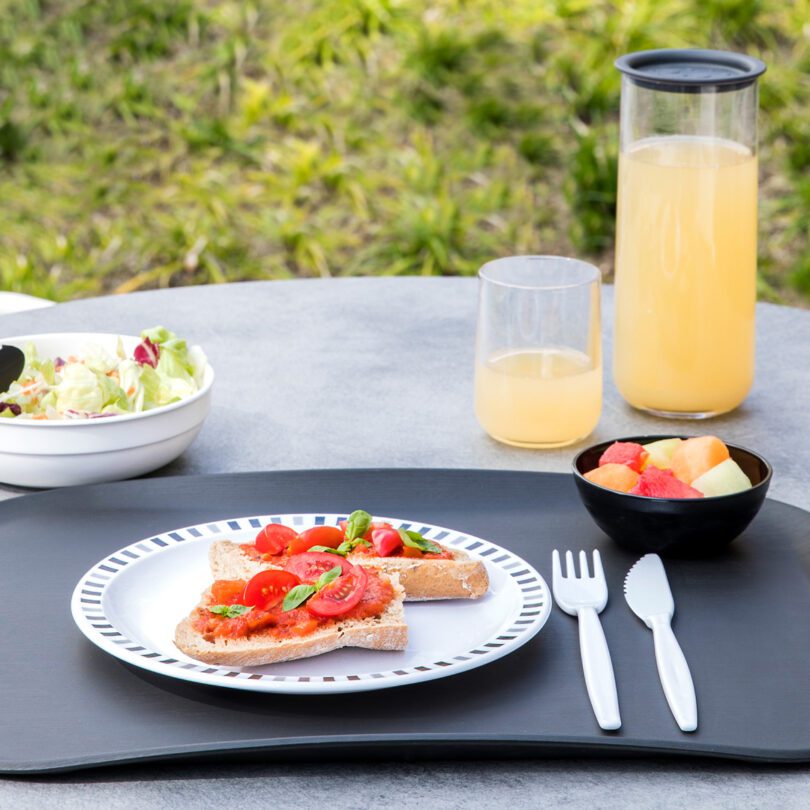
top-left (127, 386), bottom-right (136, 396)
top-left (33, 414), bottom-right (49, 421)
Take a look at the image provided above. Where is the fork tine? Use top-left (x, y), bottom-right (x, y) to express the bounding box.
top-left (565, 550), bottom-right (575, 578)
top-left (592, 549), bottom-right (605, 582)
top-left (552, 549), bottom-right (561, 584)
top-left (579, 550), bottom-right (590, 578)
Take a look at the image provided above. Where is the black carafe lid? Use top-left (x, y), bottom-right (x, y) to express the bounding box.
top-left (616, 48), bottom-right (766, 92)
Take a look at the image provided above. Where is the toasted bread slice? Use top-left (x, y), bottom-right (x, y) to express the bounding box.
top-left (174, 573), bottom-right (407, 667)
top-left (209, 539), bottom-right (489, 601)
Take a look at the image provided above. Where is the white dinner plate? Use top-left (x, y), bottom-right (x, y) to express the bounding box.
top-left (71, 513), bottom-right (551, 694)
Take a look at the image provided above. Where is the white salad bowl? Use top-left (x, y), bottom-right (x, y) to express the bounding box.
top-left (0, 332), bottom-right (214, 488)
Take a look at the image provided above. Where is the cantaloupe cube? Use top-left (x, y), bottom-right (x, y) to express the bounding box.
top-left (641, 438), bottom-right (683, 471)
top-left (584, 463), bottom-right (640, 493)
top-left (670, 436), bottom-right (730, 484)
top-left (691, 458), bottom-right (752, 497)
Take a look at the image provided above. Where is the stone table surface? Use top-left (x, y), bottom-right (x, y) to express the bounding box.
top-left (1, 278), bottom-right (809, 808)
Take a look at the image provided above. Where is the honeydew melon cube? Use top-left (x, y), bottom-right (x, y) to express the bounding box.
top-left (642, 438), bottom-right (683, 471)
top-left (691, 458), bottom-right (752, 497)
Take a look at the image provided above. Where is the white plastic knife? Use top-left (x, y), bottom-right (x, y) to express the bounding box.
top-left (624, 554), bottom-right (698, 732)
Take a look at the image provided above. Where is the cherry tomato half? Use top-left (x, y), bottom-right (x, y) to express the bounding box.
top-left (307, 564), bottom-right (368, 617)
top-left (255, 523), bottom-right (298, 555)
top-left (288, 525), bottom-right (344, 556)
top-left (285, 552), bottom-right (355, 583)
top-left (371, 528), bottom-right (403, 557)
top-left (242, 569), bottom-right (301, 610)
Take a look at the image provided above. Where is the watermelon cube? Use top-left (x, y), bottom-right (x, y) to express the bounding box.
top-left (630, 467), bottom-right (704, 499)
top-left (598, 441), bottom-right (648, 473)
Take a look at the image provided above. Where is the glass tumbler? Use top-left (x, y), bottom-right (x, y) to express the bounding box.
top-left (474, 256), bottom-right (602, 448)
top-left (613, 49), bottom-right (766, 418)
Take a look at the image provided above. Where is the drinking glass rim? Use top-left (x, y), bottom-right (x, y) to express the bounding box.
top-left (479, 255), bottom-right (601, 291)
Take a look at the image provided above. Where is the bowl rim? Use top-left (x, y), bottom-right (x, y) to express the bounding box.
top-left (572, 434), bottom-right (773, 502)
top-left (0, 332), bottom-right (214, 428)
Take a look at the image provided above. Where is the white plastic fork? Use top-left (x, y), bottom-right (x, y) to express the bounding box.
top-left (552, 549), bottom-right (621, 731)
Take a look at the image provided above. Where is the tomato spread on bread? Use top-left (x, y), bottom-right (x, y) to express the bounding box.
top-left (240, 509), bottom-right (453, 565)
top-left (193, 559), bottom-right (395, 642)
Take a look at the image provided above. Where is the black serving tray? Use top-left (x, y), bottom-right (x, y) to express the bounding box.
top-left (2, 468), bottom-right (810, 773)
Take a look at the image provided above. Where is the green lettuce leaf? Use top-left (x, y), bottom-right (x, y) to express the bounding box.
top-left (54, 363), bottom-right (105, 413)
top-left (141, 325), bottom-right (203, 401)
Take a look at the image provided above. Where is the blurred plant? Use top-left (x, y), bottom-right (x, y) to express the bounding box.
top-left (565, 127), bottom-right (618, 254)
top-left (0, 0), bottom-right (806, 305)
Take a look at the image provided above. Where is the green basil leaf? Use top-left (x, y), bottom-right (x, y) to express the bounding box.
top-left (316, 565), bottom-right (343, 590)
top-left (398, 529), bottom-right (442, 554)
top-left (209, 604), bottom-right (254, 618)
top-left (282, 584), bottom-right (317, 612)
top-left (308, 545), bottom-right (347, 556)
top-left (344, 509), bottom-right (372, 542)
top-left (336, 537), bottom-right (371, 555)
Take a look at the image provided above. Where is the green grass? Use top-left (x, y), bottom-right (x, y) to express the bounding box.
top-left (0, 0), bottom-right (809, 304)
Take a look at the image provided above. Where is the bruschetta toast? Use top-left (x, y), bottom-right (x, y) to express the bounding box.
top-left (175, 559), bottom-right (407, 666)
top-left (208, 510), bottom-right (489, 601)
top-left (210, 540), bottom-right (489, 601)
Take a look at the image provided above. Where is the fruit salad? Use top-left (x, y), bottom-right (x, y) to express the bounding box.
top-left (584, 436), bottom-right (754, 498)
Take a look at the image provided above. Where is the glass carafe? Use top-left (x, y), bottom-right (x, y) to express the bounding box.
top-left (613, 49), bottom-right (766, 418)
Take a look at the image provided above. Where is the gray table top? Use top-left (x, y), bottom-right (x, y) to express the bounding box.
top-left (1, 278), bottom-right (809, 807)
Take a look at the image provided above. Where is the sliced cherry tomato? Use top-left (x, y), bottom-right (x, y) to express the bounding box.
top-left (242, 570), bottom-right (301, 610)
top-left (371, 527), bottom-right (403, 557)
top-left (285, 552), bottom-right (355, 583)
top-left (255, 523), bottom-right (298, 555)
top-left (402, 546), bottom-right (424, 558)
top-left (288, 525), bottom-right (344, 556)
top-left (211, 580), bottom-right (247, 605)
top-left (307, 564), bottom-right (368, 617)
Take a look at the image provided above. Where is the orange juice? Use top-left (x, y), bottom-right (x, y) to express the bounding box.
top-left (613, 136), bottom-right (757, 416)
top-left (474, 348), bottom-right (602, 447)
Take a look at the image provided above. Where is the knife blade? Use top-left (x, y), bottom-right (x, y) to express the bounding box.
top-left (624, 554), bottom-right (697, 732)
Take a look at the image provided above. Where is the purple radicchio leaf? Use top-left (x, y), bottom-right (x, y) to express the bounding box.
top-left (133, 337), bottom-right (160, 368)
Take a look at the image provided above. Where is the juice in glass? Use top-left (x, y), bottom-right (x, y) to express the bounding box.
top-left (613, 48), bottom-right (765, 418)
top-left (613, 135), bottom-right (757, 416)
top-left (475, 347), bottom-right (602, 448)
top-left (474, 256), bottom-right (601, 449)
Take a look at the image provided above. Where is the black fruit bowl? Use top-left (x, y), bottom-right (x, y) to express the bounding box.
top-left (572, 435), bottom-right (772, 556)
